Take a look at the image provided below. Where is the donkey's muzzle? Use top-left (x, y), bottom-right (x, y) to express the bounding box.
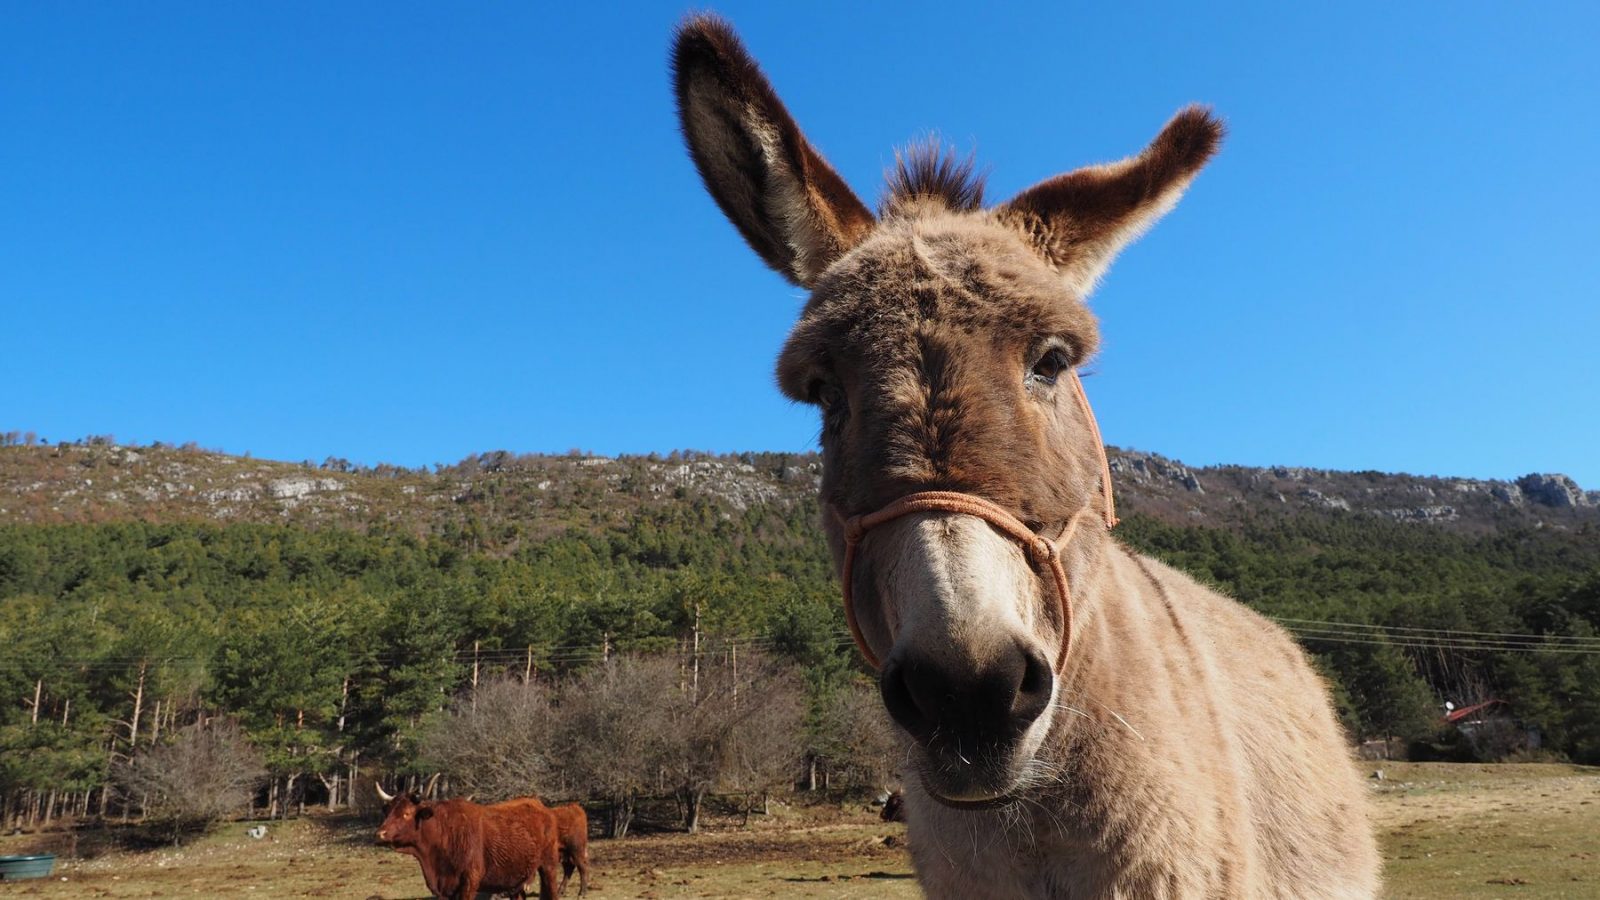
top-left (880, 643), bottom-right (1053, 755)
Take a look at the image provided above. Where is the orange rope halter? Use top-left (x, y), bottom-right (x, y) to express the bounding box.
top-left (835, 370), bottom-right (1117, 672)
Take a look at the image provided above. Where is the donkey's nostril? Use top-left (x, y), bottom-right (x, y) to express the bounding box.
top-left (1012, 645), bottom-right (1054, 725)
top-left (879, 657), bottom-right (937, 742)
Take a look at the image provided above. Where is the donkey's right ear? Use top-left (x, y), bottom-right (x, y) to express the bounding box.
top-left (672, 15), bottom-right (874, 287)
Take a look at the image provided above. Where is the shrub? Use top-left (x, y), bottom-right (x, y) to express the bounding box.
top-left (115, 719), bottom-right (265, 844)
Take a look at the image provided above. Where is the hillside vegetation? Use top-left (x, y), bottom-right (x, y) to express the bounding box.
top-left (2, 437), bottom-right (1598, 829)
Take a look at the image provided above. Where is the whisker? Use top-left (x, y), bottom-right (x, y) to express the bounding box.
top-left (1086, 697), bottom-right (1146, 741)
top-left (1052, 702), bottom-right (1093, 720)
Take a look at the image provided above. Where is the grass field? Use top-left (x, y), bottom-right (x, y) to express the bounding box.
top-left (2, 763), bottom-right (1596, 898)
top-left (1370, 762), bottom-right (1599, 899)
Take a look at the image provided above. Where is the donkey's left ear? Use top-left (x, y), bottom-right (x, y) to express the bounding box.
top-left (673, 15), bottom-right (875, 288)
top-left (997, 106), bottom-right (1223, 295)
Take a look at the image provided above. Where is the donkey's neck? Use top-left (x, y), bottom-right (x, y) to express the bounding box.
top-left (1049, 529), bottom-right (1154, 752)
top-left (1036, 539), bottom-right (1260, 856)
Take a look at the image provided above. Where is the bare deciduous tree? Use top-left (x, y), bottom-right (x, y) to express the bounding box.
top-left (419, 677), bottom-right (556, 802)
top-left (416, 652), bottom-right (816, 837)
top-left (115, 719), bottom-right (265, 844)
top-left (552, 655), bottom-right (677, 838)
top-left (808, 681), bottom-right (904, 794)
top-left (640, 649), bottom-right (807, 834)
top-left (722, 656), bottom-right (805, 820)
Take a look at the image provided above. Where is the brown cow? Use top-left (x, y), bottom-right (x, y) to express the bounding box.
top-left (489, 798), bottom-right (589, 897)
top-left (375, 786), bottom-right (561, 900)
top-left (879, 790), bottom-right (905, 824)
top-left (550, 803), bottom-right (590, 897)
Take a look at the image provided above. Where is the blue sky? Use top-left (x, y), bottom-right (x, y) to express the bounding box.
top-left (4, 3), bottom-right (1597, 485)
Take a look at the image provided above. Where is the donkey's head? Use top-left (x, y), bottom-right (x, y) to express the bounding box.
top-left (673, 16), bottom-right (1220, 802)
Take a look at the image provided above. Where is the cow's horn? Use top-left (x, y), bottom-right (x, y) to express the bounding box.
top-left (424, 772), bottom-right (442, 798)
top-left (375, 782), bottom-right (394, 802)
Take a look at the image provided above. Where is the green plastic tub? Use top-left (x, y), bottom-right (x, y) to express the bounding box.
top-left (0, 854), bottom-right (57, 880)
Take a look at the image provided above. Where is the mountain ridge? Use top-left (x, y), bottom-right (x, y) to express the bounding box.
top-left (3, 439), bottom-right (1595, 539)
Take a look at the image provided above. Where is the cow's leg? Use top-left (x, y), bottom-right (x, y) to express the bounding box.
top-left (574, 847), bottom-right (589, 896)
top-left (401, 848), bottom-right (443, 898)
top-left (537, 861), bottom-right (561, 900)
top-left (430, 871), bottom-right (460, 900)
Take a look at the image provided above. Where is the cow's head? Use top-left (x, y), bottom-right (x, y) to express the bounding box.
top-left (374, 785), bottom-right (431, 846)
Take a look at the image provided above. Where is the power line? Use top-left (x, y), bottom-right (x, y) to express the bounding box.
top-left (7, 614), bottom-right (1599, 677)
top-left (1277, 624), bottom-right (1600, 648)
top-left (1272, 620), bottom-right (1600, 655)
top-left (1281, 628), bottom-right (1600, 656)
top-left (0, 627), bottom-right (862, 671)
top-left (1270, 616), bottom-right (1600, 647)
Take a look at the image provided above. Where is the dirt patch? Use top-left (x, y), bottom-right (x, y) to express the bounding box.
top-left (597, 828), bottom-right (906, 869)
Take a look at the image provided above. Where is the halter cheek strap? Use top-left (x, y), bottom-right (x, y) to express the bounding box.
top-left (834, 370), bottom-right (1117, 673)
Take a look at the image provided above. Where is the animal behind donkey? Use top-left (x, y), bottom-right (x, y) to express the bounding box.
top-left (375, 786), bottom-right (562, 900)
top-left (672, 15), bottom-right (1379, 899)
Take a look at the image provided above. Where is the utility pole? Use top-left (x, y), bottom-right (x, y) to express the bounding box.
top-left (691, 602), bottom-right (702, 704)
top-left (337, 676), bottom-right (349, 734)
top-left (471, 640), bottom-right (481, 709)
top-left (128, 661), bottom-right (147, 747)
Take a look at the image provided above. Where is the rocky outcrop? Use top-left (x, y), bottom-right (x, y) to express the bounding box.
top-left (778, 460), bottom-right (823, 486)
top-left (657, 460), bottom-right (782, 512)
top-left (268, 477), bottom-right (344, 501)
top-left (1300, 489), bottom-right (1350, 511)
top-left (1110, 452), bottom-right (1204, 494)
top-left (1489, 484), bottom-right (1524, 506)
top-left (1515, 474), bottom-right (1590, 508)
top-left (1377, 505), bottom-right (1459, 523)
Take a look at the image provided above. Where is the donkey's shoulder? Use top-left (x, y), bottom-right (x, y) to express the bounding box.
top-left (1115, 546), bottom-right (1297, 640)
top-left (1108, 544), bottom-right (1330, 705)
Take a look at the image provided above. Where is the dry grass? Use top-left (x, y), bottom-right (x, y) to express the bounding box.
top-left (1368, 762), bottom-right (1600, 898)
top-left (3, 764), bottom-right (1597, 898)
top-left (0, 801), bottom-right (916, 899)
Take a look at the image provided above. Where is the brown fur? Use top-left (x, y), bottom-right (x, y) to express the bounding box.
top-left (551, 802), bottom-right (591, 896)
top-left (883, 140), bottom-right (986, 216)
top-left (999, 106), bottom-right (1222, 294)
top-left (377, 792), bottom-right (562, 899)
top-left (673, 14), bottom-right (1380, 898)
top-left (671, 14), bottom-right (873, 285)
top-left (495, 797), bottom-right (589, 896)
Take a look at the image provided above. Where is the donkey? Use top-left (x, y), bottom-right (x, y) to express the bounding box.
top-left (671, 15), bottom-right (1379, 899)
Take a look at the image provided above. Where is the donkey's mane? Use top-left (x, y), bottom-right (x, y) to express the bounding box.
top-left (882, 139), bottom-right (986, 215)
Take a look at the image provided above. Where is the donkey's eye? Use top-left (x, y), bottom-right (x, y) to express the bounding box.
top-left (808, 379), bottom-right (844, 412)
top-left (1029, 348), bottom-right (1071, 386)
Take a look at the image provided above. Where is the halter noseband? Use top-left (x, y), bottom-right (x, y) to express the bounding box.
top-left (834, 370), bottom-right (1117, 673)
